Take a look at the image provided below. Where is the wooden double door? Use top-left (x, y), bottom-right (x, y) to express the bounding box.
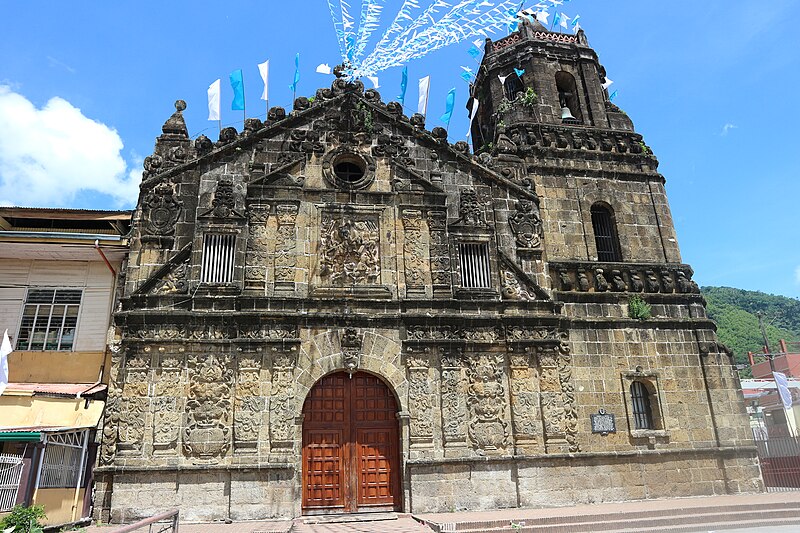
top-left (302, 371), bottom-right (401, 513)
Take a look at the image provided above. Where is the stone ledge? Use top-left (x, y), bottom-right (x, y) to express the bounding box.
top-left (406, 445), bottom-right (757, 466)
top-left (94, 463), bottom-right (294, 473)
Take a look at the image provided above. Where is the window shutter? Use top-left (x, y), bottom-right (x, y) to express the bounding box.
top-left (201, 233), bottom-right (236, 284)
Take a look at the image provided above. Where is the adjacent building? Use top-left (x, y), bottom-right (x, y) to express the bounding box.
top-left (94, 18), bottom-right (760, 523)
top-left (0, 207), bottom-right (130, 526)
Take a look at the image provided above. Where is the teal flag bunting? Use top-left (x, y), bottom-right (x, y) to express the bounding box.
top-left (398, 66), bottom-right (408, 105)
top-left (514, 68), bottom-right (525, 78)
top-left (229, 69), bottom-right (245, 111)
top-left (289, 53), bottom-right (300, 92)
top-left (440, 87), bottom-right (456, 126)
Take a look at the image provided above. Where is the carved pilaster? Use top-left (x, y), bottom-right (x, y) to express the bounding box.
top-left (245, 206), bottom-right (270, 289)
top-left (152, 353), bottom-right (184, 453)
top-left (401, 209), bottom-right (427, 298)
top-left (117, 351), bottom-right (150, 455)
top-left (440, 348), bottom-right (467, 446)
top-left (406, 352), bottom-right (434, 444)
top-left (234, 354), bottom-right (266, 453)
top-left (269, 347), bottom-right (296, 459)
top-left (427, 210), bottom-right (452, 298)
top-left (537, 340), bottom-right (579, 453)
top-left (466, 353), bottom-right (510, 454)
top-left (509, 351), bottom-right (540, 452)
top-left (274, 204), bottom-right (299, 294)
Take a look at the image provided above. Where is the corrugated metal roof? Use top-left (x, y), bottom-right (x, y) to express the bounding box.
top-left (5, 382), bottom-right (107, 397)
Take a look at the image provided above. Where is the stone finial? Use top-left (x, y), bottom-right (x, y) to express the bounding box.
top-left (161, 100), bottom-right (189, 138)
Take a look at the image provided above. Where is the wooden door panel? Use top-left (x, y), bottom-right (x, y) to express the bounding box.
top-left (303, 372), bottom-right (400, 513)
top-left (303, 429), bottom-right (345, 509)
top-left (356, 427), bottom-right (398, 507)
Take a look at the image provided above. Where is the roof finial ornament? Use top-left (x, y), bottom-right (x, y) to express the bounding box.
top-left (175, 100), bottom-right (187, 113)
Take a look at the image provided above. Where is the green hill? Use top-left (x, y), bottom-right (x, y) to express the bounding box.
top-left (701, 287), bottom-right (800, 372)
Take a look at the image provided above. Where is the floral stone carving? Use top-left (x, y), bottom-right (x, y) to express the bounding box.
top-left (183, 354), bottom-right (233, 461)
top-left (467, 353), bottom-right (510, 452)
top-left (406, 355), bottom-right (434, 440)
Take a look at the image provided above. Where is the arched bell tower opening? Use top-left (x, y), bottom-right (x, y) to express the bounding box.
top-left (301, 371), bottom-right (402, 514)
top-left (555, 71), bottom-right (583, 124)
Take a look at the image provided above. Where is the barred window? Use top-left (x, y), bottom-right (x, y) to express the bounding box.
top-left (504, 74), bottom-right (524, 101)
top-left (201, 233), bottom-right (236, 284)
top-left (39, 431), bottom-right (87, 489)
top-left (591, 204), bottom-right (622, 262)
top-left (630, 381), bottom-right (653, 430)
top-left (16, 288), bottom-right (82, 351)
top-left (458, 242), bottom-right (492, 289)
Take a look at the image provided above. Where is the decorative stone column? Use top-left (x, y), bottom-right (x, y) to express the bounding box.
top-left (269, 345), bottom-right (297, 461)
top-left (245, 205), bottom-right (270, 290)
top-left (406, 350), bottom-right (434, 446)
top-left (400, 209), bottom-right (427, 298)
top-left (509, 350), bottom-right (541, 454)
top-left (440, 347), bottom-right (467, 453)
top-left (427, 210), bottom-right (452, 299)
top-left (274, 203), bottom-right (299, 294)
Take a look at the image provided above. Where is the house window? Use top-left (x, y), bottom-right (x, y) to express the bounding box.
top-left (504, 73), bottom-right (524, 101)
top-left (38, 431), bottom-right (87, 489)
top-left (16, 288), bottom-right (82, 351)
top-left (201, 233), bottom-right (236, 284)
top-left (630, 381), bottom-right (653, 430)
top-left (591, 204), bottom-right (622, 262)
top-left (458, 242), bottom-right (492, 289)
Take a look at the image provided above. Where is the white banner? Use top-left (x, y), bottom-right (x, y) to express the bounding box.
top-left (0, 329), bottom-right (11, 396)
top-left (207, 79), bottom-right (221, 121)
top-left (258, 60), bottom-right (270, 100)
top-left (418, 75), bottom-right (430, 115)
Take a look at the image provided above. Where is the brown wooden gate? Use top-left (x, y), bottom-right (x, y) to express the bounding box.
top-left (302, 371), bottom-right (401, 513)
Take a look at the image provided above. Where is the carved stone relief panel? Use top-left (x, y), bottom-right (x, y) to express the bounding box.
top-left (269, 348), bottom-right (296, 453)
top-left (152, 353), bottom-right (184, 452)
top-left (508, 200), bottom-right (543, 252)
top-left (401, 209), bottom-right (428, 297)
top-left (319, 212), bottom-right (381, 286)
top-left (141, 181), bottom-right (182, 239)
top-left (340, 327), bottom-right (363, 375)
top-left (536, 343), bottom-right (579, 453)
top-left (427, 210), bottom-right (452, 298)
top-left (118, 351), bottom-right (150, 454)
top-left (406, 353), bottom-right (435, 443)
top-left (245, 206), bottom-right (270, 288)
top-left (274, 204), bottom-right (299, 294)
top-left (509, 352), bottom-right (540, 446)
top-left (183, 354), bottom-right (233, 462)
top-left (234, 354), bottom-right (265, 452)
top-left (440, 348), bottom-right (467, 445)
top-left (466, 353), bottom-right (510, 453)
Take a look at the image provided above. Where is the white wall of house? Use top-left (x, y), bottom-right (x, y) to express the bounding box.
top-left (0, 259), bottom-right (117, 352)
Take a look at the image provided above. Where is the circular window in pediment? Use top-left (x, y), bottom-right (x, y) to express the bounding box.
top-left (323, 149), bottom-right (375, 190)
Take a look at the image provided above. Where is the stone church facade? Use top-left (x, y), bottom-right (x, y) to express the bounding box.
top-left (94, 19), bottom-right (762, 523)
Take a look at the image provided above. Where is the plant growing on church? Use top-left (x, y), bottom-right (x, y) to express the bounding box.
top-left (0, 504), bottom-right (46, 533)
top-left (496, 99), bottom-right (512, 114)
top-left (628, 295), bottom-right (652, 320)
top-left (520, 87), bottom-right (538, 109)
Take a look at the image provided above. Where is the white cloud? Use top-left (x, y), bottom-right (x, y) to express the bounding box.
top-left (0, 85), bottom-right (139, 208)
top-left (721, 123), bottom-right (737, 136)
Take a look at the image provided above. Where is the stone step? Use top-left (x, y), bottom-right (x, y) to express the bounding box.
top-left (419, 501), bottom-right (800, 533)
top-left (603, 516), bottom-right (800, 533)
top-left (302, 512), bottom-right (400, 524)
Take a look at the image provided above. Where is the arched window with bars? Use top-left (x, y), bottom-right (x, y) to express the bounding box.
top-left (630, 381), bottom-right (654, 430)
top-left (504, 73), bottom-right (524, 101)
top-left (591, 203), bottom-right (622, 262)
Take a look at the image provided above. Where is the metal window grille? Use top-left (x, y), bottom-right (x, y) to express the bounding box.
top-left (631, 381), bottom-right (654, 430)
top-left (504, 75), bottom-right (523, 100)
top-left (0, 453), bottom-right (24, 511)
top-left (201, 233), bottom-right (236, 284)
top-left (39, 431), bottom-right (86, 489)
top-left (591, 205), bottom-right (621, 262)
top-left (458, 242), bottom-right (492, 289)
top-left (16, 288), bottom-right (82, 351)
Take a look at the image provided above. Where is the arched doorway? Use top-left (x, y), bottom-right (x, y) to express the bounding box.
top-left (301, 371), bottom-right (401, 514)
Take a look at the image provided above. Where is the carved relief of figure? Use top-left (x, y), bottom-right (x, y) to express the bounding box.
top-left (594, 268), bottom-right (609, 292)
top-left (577, 270), bottom-right (590, 292)
top-left (676, 270), bottom-right (693, 294)
top-left (508, 200), bottom-right (543, 249)
top-left (645, 270), bottom-right (661, 293)
top-left (660, 269), bottom-right (675, 293)
top-left (319, 215), bottom-right (381, 285)
top-left (629, 271), bottom-right (644, 292)
top-left (610, 269), bottom-right (627, 292)
top-left (501, 269), bottom-right (535, 301)
top-left (558, 269), bottom-right (573, 291)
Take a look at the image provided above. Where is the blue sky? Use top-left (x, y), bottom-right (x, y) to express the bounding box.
top-left (1, 1), bottom-right (798, 298)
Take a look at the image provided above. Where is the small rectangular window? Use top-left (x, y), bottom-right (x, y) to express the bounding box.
top-left (458, 242), bottom-right (492, 289)
top-left (201, 233), bottom-right (236, 284)
top-left (16, 288), bottom-right (82, 351)
top-left (591, 206), bottom-right (621, 262)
